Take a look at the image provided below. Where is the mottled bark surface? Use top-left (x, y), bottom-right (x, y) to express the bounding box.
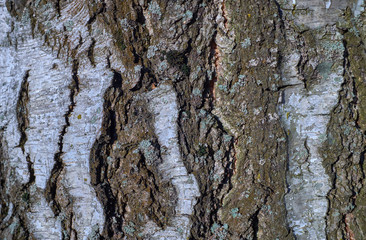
top-left (1, 0), bottom-right (366, 239)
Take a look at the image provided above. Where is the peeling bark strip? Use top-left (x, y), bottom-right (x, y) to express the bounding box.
top-left (145, 84), bottom-right (200, 239)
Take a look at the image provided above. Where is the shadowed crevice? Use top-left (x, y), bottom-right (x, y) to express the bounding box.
top-left (16, 70), bottom-right (30, 153)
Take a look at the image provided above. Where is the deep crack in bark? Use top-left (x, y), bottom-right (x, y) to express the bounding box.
top-left (16, 70), bottom-right (30, 153)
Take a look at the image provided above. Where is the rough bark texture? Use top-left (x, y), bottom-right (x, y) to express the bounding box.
top-left (0, 0), bottom-right (366, 239)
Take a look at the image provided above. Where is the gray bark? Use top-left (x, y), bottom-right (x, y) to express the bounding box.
top-left (0, 0), bottom-right (366, 239)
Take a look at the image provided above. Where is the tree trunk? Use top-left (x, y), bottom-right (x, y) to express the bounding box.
top-left (0, 0), bottom-right (365, 239)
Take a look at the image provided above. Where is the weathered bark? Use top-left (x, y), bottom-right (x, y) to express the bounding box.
top-left (0, 0), bottom-right (366, 239)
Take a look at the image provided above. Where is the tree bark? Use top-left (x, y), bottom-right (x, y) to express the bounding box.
top-left (0, 0), bottom-right (365, 239)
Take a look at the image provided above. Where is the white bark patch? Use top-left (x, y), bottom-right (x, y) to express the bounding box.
top-left (325, 0), bottom-right (331, 9)
top-left (0, 0), bottom-right (29, 185)
top-left (143, 84), bottom-right (200, 239)
top-left (48, 3), bottom-right (108, 237)
top-left (353, 0), bottom-right (365, 17)
top-left (24, 47), bottom-right (72, 190)
top-left (60, 57), bottom-right (109, 239)
top-left (283, 0), bottom-right (348, 28)
top-left (0, 1), bottom-right (108, 238)
top-left (22, 44), bottom-right (70, 239)
top-left (27, 196), bottom-right (63, 240)
top-left (0, 2), bottom-right (64, 238)
top-left (279, 44), bottom-right (344, 239)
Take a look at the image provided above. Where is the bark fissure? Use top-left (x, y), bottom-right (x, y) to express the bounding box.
top-left (209, 38), bottom-right (219, 101)
top-left (88, 38), bottom-right (96, 67)
top-left (89, 70), bottom-right (126, 239)
top-left (16, 69), bottom-right (30, 153)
